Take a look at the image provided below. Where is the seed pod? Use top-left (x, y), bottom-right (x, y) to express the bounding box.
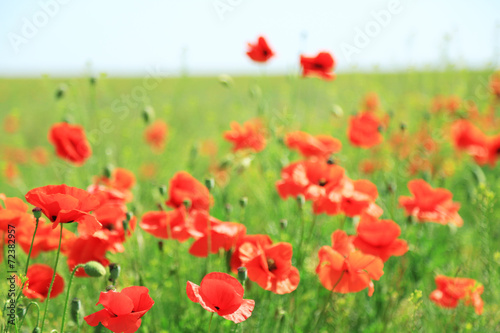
top-left (84, 261), bottom-right (106, 277)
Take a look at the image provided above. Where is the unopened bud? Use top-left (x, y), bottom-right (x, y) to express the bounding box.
top-left (32, 207), bottom-right (42, 219)
top-left (142, 106), bottom-right (155, 124)
top-left (239, 197), bottom-right (248, 208)
top-left (55, 84), bottom-right (67, 100)
top-left (90, 77), bottom-right (97, 86)
top-left (330, 104), bottom-right (344, 118)
top-left (70, 298), bottom-right (83, 324)
top-left (84, 261), bottom-right (106, 277)
top-left (205, 178), bottom-right (215, 191)
top-left (122, 219), bottom-right (129, 232)
top-left (158, 241), bottom-right (164, 252)
top-left (182, 199), bottom-right (192, 210)
top-left (219, 74), bottom-right (234, 88)
top-left (158, 185), bottom-right (167, 196)
top-left (296, 194), bottom-right (305, 209)
top-left (327, 156), bottom-right (335, 165)
top-left (238, 267), bottom-right (248, 285)
top-left (109, 263), bottom-right (121, 282)
top-left (280, 219), bottom-right (288, 230)
top-left (103, 164), bottom-right (113, 179)
top-left (16, 305), bottom-right (26, 318)
top-left (32, 328), bottom-right (41, 333)
top-left (105, 285), bottom-right (116, 292)
top-left (400, 122), bottom-right (407, 131)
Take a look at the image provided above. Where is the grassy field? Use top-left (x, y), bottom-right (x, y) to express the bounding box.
top-left (1, 70), bottom-right (499, 332)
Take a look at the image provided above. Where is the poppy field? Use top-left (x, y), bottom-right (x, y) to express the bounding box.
top-left (1, 65), bottom-right (500, 333)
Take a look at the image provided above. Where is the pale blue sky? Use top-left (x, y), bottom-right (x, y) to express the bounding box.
top-left (0, 0), bottom-right (499, 77)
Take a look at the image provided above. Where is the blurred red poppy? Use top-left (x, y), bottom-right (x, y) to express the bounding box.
top-left (166, 171), bottom-right (212, 212)
top-left (276, 160), bottom-right (345, 201)
top-left (85, 286), bottom-right (154, 333)
top-left (19, 264), bottom-right (64, 302)
top-left (341, 179), bottom-right (378, 217)
top-left (348, 112), bottom-right (383, 148)
top-left (224, 119), bottom-right (267, 153)
top-left (490, 72), bottom-right (500, 98)
top-left (0, 194), bottom-right (31, 230)
top-left (245, 242), bottom-right (300, 294)
top-left (247, 36), bottom-right (274, 63)
top-left (189, 220), bottom-right (246, 257)
top-left (285, 131), bottom-right (342, 159)
top-left (230, 234), bottom-right (273, 273)
top-left (25, 184), bottom-right (102, 235)
top-left (67, 235), bottom-right (110, 277)
top-left (430, 275), bottom-right (483, 315)
top-left (187, 272), bottom-right (254, 324)
top-left (352, 214), bottom-right (408, 262)
top-left (49, 122), bottom-right (92, 165)
top-left (363, 92), bottom-right (380, 112)
top-left (399, 179), bottom-right (463, 227)
top-left (3, 114), bottom-right (19, 133)
top-left (144, 120), bottom-right (168, 153)
top-left (316, 230), bottom-right (384, 296)
top-left (300, 52), bottom-right (336, 80)
top-left (140, 207), bottom-right (190, 242)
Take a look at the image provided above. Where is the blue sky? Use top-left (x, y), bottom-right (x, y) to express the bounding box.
top-left (0, 0), bottom-right (499, 77)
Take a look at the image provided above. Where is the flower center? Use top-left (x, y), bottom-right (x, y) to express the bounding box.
top-left (318, 179), bottom-right (328, 187)
top-left (267, 258), bottom-right (277, 271)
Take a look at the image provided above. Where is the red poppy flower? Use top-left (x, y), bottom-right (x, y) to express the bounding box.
top-left (451, 120), bottom-right (488, 163)
top-left (166, 171), bottom-right (212, 212)
top-left (399, 179), bottom-right (463, 227)
top-left (224, 119), bottom-right (267, 153)
top-left (84, 286), bottom-right (154, 333)
top-left (230, 234), bottom-right (273, 273)
top-left (67, 235), bottom-right (110, 277)
top-left (144, 120), bottom-right (168, 153)
top-left (94, 167), bottom-right (136, 201)
top-left (48, 122), bottom-right (92, 165)
top-left (244, 242), bottom-right (300, 294)
top-left (139, 207), bottom-right (190, 242)
top-left (0, 194), bottom-right (31, 230)
top-left (84, 203), bottom-right (136, 253)
top-left (285, 131), bottom-right (342, 159)
top-left (18, 264), bottom-right (64, 302)
top-left (300, 52), bottom-right (336, 80)
top-left (3, 114), bottom-right (19, 134)
top-left (246, 36), bottom-right (274, 63)
top-left (87, 184), bottom-right (129, 206)
top-left (189, 220), bottom-right (246, 257)
top-left (316, 230), bottom-right (384, 296)
top-left (352, 214), bottom-right (408, 262)
top-left (187, 272), bottom-right (255, 324)
top-left (490, 72), bottom-right (500, 98)
top-left (348, 112), bottom-right (383, 148)
top-left (25, 184), bottom-right (102, 235)
top-left (341, 179), bottom-right (379, 217)
top-left (430, 275), bottom-right (484, 315)
top-left (32, 146), bottom-right (49, 165)
top-left (446, 96), bottom-right (461, 113)
top-left (276, 160), bottom-right (345, 201)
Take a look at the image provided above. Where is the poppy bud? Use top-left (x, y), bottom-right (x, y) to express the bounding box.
top-left (158, 241), bottom-right (164, 252)
top-left (330, 104), bottom-right (344, 118)
top-left (90, 77), bottom-right (97, 86)
top-left (205, 178), bottom-right (215, 192)
top-left (122, 219), bottom-right (129, 232)
top-left (84, 261), bottom-right (106, 278)
top-left (142, 106), bottom-right (155, 124)
top-left (70, 298), bottom-right (83, 324)
top-left (105, 285), bottom-right (116, 292)
top-left (32, 328), bottom-right (41, 333)
top-left (182, 199), bottom-right (192, 210)
top-left (32, 207), bottom-right (42, 219)
top-left (125, 211), bottom-right (133, 222)
top-left (109, 263), bottom-right (121, 282)
top-left (17, 305), bottom-right (26, 318)
top-left (103, 164), bottom-right (113, 179)
top-left (238, 267), bottom-right (248, 285)
top-left (400, 122), bottom-right (407, 131)
top-left (387, 182), bottom-right (396, 194)
top-left (55, 84), bottom-right (67, 100)
top-left (327, 156), bottom-right (336, 165)
top-left (158, 185), bottom-right (167, 196)
top-left (280, 219), bottom-right (288, 230)
top-left (239, 197), bottom-right (248, 208)
top-left (296, 194), bottom-right (305, 209)
top-left (218, 74), bottom-right (234, 88)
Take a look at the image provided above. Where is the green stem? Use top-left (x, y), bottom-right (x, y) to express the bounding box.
top-left (18, 302), bottom-right (40, 330)
top-left (40, 223), bottom-right (63, 333)
top-left (314, 270), bottom-right (345, 330)
top-left (60, 264), bottom-right (84, 333)
top-left (208, 312), bottom-right (215, 333)
top-left (15, 218), bottom-right (40, 304)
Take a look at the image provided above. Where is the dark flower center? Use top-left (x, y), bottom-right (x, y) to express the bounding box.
top-left (496, 147), bottom-right (500, 155)
top-left (327, 157), bottom-right (335, 165)
top-left (262, 50), bottom-right (269, 56)
top-left (318, 179), bottom-right (328, 187)
top-left (52, 216), bottom-right (57, 222)
top-left (313, 63), bottom-right (324, 70)
top-left (215, 306), bottom-right (220, 310)
top-left (267, 258), bottom-right (277, 271)
top-left (104, 224), bottom-right (115, 231)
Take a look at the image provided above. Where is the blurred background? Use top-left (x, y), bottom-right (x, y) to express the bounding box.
top-left (1, 0), bottom-right (499, 77)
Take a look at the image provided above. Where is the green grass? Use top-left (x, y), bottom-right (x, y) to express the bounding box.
top-left (1, 70), bottom-right (499, 332)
